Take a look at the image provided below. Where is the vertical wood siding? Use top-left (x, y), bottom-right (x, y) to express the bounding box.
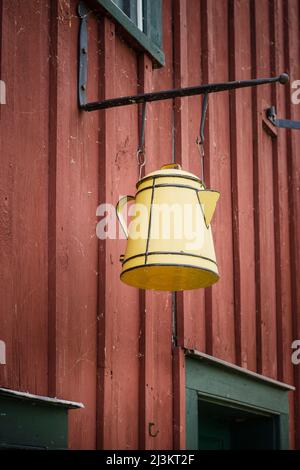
top-left (0, 0), bottom-right (299, 449)
top-left (229, 0), bottom-right (256, 372)
top-left (48, 0), bottom-right (99, 448)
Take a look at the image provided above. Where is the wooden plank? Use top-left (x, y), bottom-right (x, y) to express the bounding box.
top-left (140, 290), bottom-right (173, 449)
top-left (271, 0), bottom-right (294, 448)
top-left (97, 17), bottom-right (140, 449)
top-left (201, 0), bottom-right (235, 363)
top-left (284, 0), bottom-right (300, 449)
top-left (173, 0), bottom-right (188, 351)
top-left (229, 0), bottom-right (256, 371)
top-left (172, 0), bottom-right (199, 449)
top-left (96, 15), bottom-right (115, 451)
top-left (137, 54), bottom-right (148, 451)
top-left (173, 0), bottom-right (189, 169)
top-left (200, 0), bottom-right (213, 355)
top-left (173, 0), bottom-right (207, 353)
top-left (182, 0), bottom-right (206, 353)
top-left (137, 53), bottom-right (157, 451)
top-left (173, 347), bottom-right (186, 449)
top-left (149, 0), bottom-right (174, 450)
top-left (0, 0), bottom-right (49, 393)
top-left (0, 0), bottom-right (3, 117)
top-left (251, 0), bottom-right (277, 379)
top-left (138, 0), bottom-right (173, 449)
top-left (48, 0), bottom-right (98, 449)
top-left (137, 52), bottom-right (154, 451)
top-left (47, 0), bottom-right (58, 405)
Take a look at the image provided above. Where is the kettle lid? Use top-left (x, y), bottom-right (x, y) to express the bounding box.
top-left (137, 163), bottom-right (202, 188)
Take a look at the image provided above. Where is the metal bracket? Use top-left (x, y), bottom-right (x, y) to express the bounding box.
top-left (148, 422), bottom-right (159, 438)
top-left (77, 3), bottom-right (289, 111)
top-left (266, 106), bottom-right (300, 130)
top-left (78, 1), bottom-right (90, 108)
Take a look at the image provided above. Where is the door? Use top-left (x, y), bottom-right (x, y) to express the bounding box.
top-left (198, 398), bottom-right (278, 450)
top-left (186, 356), bottom-right (291, 450)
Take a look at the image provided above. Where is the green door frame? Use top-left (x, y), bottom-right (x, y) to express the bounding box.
top-left (186, 351), bottom-right (294, 450)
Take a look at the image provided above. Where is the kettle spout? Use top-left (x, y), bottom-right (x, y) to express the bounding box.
top-left (198, 190), bottom-right (220, 227)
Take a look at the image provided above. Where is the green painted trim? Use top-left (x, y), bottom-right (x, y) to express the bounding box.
top-left (186, 359), bottom-right (289, 414)
top-left (0, 387), bottom-right (83, 409)
top-left (278, 414), bottom-right (290, 449)
top-left (0, 396), bottom-right (69, 449)
top-left (186, 356), bottom-right (291, 450)
top-left (97, 0), bottom-right (165, 66)
top-left (185, 349), bottom-right (294, 391)
top-left (186, 388), bottom-right (198, 450)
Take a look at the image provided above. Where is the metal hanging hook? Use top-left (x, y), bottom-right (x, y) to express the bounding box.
top-left (137, 102), bottom-right (147, 180)
top-left (196, 93), bottom-right (208, 184)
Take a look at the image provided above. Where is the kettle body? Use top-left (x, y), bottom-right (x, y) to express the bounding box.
top-left (116, 163), bottom-right (220, 291)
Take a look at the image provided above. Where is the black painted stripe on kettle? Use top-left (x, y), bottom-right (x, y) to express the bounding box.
top-left (136, 172), bottom-right (202, 189)
top-left (135, 182), bottom-right (200, 196)
top-left (145, 177), bottom-right (156, 265)
top-left (122, 251), bottom-right (218, 266)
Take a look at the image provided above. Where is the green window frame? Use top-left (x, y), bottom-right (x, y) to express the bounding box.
top-left (186, 352), bottom-right (294, 450)
top-left (96, 0), bottom-right (164, 66)
top-left (110, 0), bottom-right (144, 31)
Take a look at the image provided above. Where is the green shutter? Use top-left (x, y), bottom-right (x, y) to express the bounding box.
top-left (144, 0), bottom-right (162, 49)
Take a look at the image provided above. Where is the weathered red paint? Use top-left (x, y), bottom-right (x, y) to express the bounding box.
top-left (0, 0), bottom-right (49, 395)
top-left (138, 8), bottom-right (174, 446)
top-left (203, 0), bottom-right (236, 363)
top-left (271, 0), bottom-right (294, 447)
top-left (252, 0), bottom-right (278, 379)
top-left (183, 0), bottom-right (206, 353)
top-left (48, 0), bottom-right (99, 448)
top-left (0, 0), bottom-right (299, 450)
top-left (173, 347), bottom-right (186, 449)
top-left (285, 0), bottom-right (300, 448)
top-left (229, 0), bottom-right (257, 371)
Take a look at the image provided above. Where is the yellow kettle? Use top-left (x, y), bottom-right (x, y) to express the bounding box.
top-left (116, 163), bottom-right (220, 291)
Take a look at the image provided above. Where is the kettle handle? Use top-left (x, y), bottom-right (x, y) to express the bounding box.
top-left (160, 163), bottom-right (182, 170)
top-left (116, 195), bottom-right (135, 239)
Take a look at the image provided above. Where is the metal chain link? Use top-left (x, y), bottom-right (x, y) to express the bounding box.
top-left (196, 93), bottom-right (208, 184)
top-left (137, 102), bottom-right (147, 180)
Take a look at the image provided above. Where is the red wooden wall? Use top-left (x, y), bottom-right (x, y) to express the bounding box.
top-left (0, 0), bottom-right (299, 449)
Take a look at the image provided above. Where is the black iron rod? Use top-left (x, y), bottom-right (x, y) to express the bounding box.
top-left (266, 106), bottom-right (300, 129)
top-left (272, 118), bottom-right (300, 129)
top-left (81, 73), bottom-right (289, 112)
